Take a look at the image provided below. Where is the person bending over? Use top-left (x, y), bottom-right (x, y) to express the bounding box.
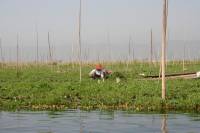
top-left (89, 64), bottom-right (112, 80)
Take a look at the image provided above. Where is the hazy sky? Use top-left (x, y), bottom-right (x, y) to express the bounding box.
top-left (0, 0), bottom-right (200, 61)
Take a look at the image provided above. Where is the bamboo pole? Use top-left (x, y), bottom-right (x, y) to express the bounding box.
top-left (8, 48), bottom-right (11, 63)
top-left (182, 28), bottom-right (186, 71)
top-left (132, 48), bottom-right (135, 61)
top-left (132, 39), bottom-right (135, 61)
top-left (83, 48), bottom-right (87, 62)
top-left (35, 24), bottom-right (39, 64)
top-left (86, 47), bottom-right (90, 63)
top-left (97, 51), bottom-right (100, 63)
top-left (71, 40), bottom-right (75, 68)
top-left (78, 0), bottom-right (82, 82)
top-left (126, 36), bottom-right (132, 69)
top-left (183, 44), bottom-right (186, 71)
top-left (0, 37), bottom-right (4, 69)
top-left (128, 36), bottom-right (131, 62)
top-left (150, 29), bottom-right (153, 63)
top-left (165, 1), bottom-right (169, 70)
top-left (48, 32), bottom-right (52, 63)
top-left (51, 41), bottom-right (55, 62)
top-left (0, 37), bottom-right (4, 63)
top-left (161, 0), bottom-right (168, 99)
top-left (16, 33), bottom-right (19, 77)
top-left (107, 31), bottom-right (112, 62)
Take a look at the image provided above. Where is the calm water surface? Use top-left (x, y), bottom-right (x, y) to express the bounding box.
top-left (0, 110), bottom-right (200, 133)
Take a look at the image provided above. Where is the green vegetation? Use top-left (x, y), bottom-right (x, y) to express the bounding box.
top-left (0, 61), bottom-right (200, 112)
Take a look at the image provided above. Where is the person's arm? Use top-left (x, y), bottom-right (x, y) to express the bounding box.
top-left (100, 72), bottom-right (104, 79)
top-left (89, 69), bottom-right (96, 77)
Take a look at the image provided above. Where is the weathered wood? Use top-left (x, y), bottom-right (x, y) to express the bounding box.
top-left (161, 0), bottom-right (168, 99)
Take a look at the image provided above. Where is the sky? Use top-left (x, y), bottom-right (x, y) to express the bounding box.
top-left (0, 0), bottom-right (200, 62)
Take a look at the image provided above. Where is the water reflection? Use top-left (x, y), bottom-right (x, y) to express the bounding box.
top-left (161, 114), bottom-right (168, 133)
top-left (98, 111), bottom-right (114, 120)
top-left (0, 111), bottom-right (200, 133)
top-left (79, 110), bottom-right (83, 133)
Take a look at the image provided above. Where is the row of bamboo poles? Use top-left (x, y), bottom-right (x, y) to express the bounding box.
top-left (0, 0), bottom-right (194, 67)
top-left (0, 0), bottom-right (186, 100)
top-left (77, 0), bottom-right (168, 100)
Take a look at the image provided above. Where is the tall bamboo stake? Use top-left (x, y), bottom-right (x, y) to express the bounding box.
top-left (183, 44), bottom-right (186, 71)
top-left (83, 48), bottom-right (88, 62)
top-left (78, 0), bottom-right (82, 82)
top-left (8, 48), bottom-right (11, 63)
top-left (126, 36), bottom-right (132, 69)
top-left (132, 38), bottom-right (135, 61)
top-left (51, 41), bottom-right (54, 61)
top-left (182, 28), bottom-right (186, 71)
top-left (107, 31), bottom-right (111, 62)
top-left (71, 40), bottom-right (75, 68)
top-left (161, 0), bottom-right (168, 99)
top-left (128, 36), bottom-right (132, 62)
top-left (16, 33), bottom-right (19, 77)
top-left (150, 29), bottom-right (153, 63)
top-left (48, 32), bottom-right (52, 62)
top-left (87, 48), bottom-right (90, 63)
top-left (0, 37), bottom-right (4, 63)
top-left (132, 47), bottom-right (135, 61)
top-left (35, 24), bottom-right (39, 64)
top-left (97, 51), bottom-right (100, 63)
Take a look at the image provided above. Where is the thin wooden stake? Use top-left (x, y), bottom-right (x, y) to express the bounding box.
top-left (183, 44), bottom-right (186, 71)
top-left (51, 41), bottom-right (55, 62)
top-left (16, 33), bottom-right (19, 77)
top-left (71, 40), bottom-right (75, 68)
top-left (78, 0), bottom-right (82, 82)
top-left (48, 32), bottom-right (52, 63)
top-left (161, 0), bottom-right (168, 99)
top-left (132, 39), bottom-right (135, 61)
top-left (126, 36), bottom-right (132, 69)
top-left (150, 29), bottom-right (153, 63)
top-left (128, 36), bottom-right (131, 62)
top-left (107, 31), bottom-right (111, 62)
top-left (35, 24), bottom-right (39, 64)
top-left (0, 37), bottom-right (4, 63)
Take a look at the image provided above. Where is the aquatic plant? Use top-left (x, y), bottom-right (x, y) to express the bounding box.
top-left (0, 62), bottom-right (200, 112)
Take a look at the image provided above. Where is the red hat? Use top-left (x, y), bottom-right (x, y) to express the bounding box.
top-left (95, 64), bottom-right (103, 70)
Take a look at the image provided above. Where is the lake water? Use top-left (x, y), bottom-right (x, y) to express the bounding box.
top-left (0, 110), bottom-right (200, 133)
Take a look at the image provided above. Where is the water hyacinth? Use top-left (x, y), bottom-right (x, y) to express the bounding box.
top-left (0, 61), bottom-right (200, 112)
